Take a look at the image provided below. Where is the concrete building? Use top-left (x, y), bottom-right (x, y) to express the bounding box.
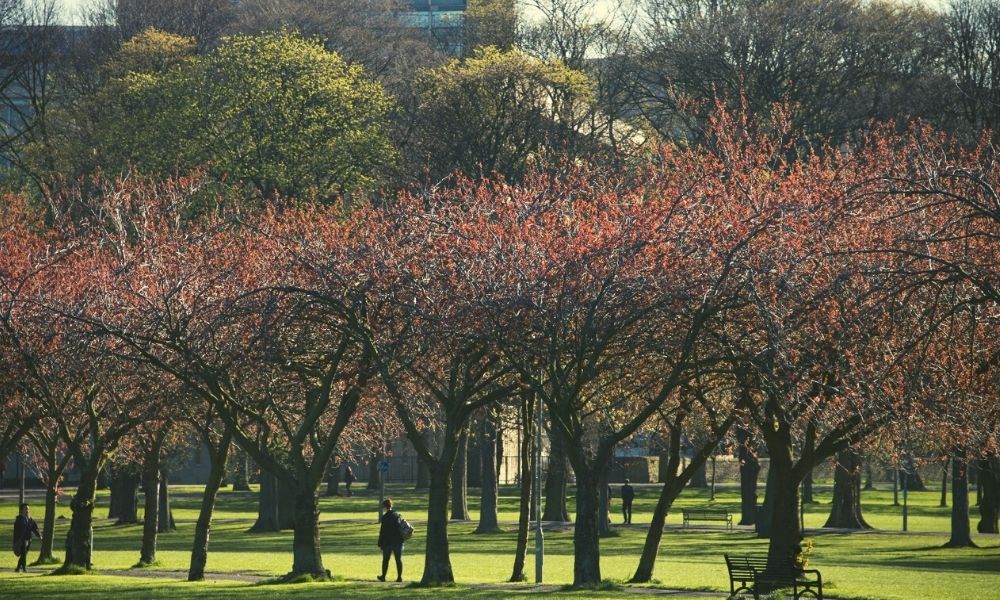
top-left (397, 0), bottom-right (466, 55)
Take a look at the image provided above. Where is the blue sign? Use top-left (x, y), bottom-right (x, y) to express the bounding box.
top-left (378, 459), bottom-right (390, 473)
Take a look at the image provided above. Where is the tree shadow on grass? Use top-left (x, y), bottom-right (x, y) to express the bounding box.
top-left (0, 575), bottom-right (653, 600)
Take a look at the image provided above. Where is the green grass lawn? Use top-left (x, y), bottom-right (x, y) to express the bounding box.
top-left (0, 481), bottom-right (997, 599)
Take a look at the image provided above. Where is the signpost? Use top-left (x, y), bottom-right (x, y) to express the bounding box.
top-left (902, 464), bottom-right (909, 532)
top-left (378, 459), bottom-right (390, 521)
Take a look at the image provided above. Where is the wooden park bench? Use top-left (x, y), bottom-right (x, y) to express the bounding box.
top-left (681, 507), bottom-right (733, 530)
top-left (724, 553), bottom-right (823, 599)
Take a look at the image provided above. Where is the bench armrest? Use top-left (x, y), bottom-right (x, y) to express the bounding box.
top-left (797, 568), bottom-right (822, 588)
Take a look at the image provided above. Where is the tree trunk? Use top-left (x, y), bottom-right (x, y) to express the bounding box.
top-left (598, 456), bottom-right (612, 536)
top-left (658, 449), bottom-right (672, 482)
top-left (188, 427), bottom-right (232, 581)
top-left (467, 418), bottom-right (483, 489)
top-left (764, 447), bottom-right (801, 577)
top-left (33, 438), bottom-right (69, 565)
top-left (903, 455), bottom-right (926, 491)
top-left (475, 410), bottom-right (500, 533)
top-left (631, 425), bottom-right (688, 583)
top-left (630, 416), bottom-right (730, 583)
top-left (250, 471), bottom-right (280, 532)
top-left (97, 467), bottom-right (110, 490)
top-left (973, 461), bottom-right (982, 506)
top-left (801, 469), bottom-right (814, 504)
top-left (63, 463), bottom-right (101, 571)
top-left (892, 467), bottom-right (900, 506)
top-left (422, 464), bottom-right (455, 584)
top-left (232, 448), bottom-right (251, 492)
top-left (290, 483), bottom-right (327, 578)
top-left (109, 469), bottom-right (139, 525)
top-left (415, 431), bottom-right (432, 490)
top-left (977, 456), bottom-right (999, 534)
top-left (757, 422), bottom-right (803, 576)
top-left (630, 475), bottom-right (686, 583)
top-left (107, 470), bottom-right (121, 520)
top-left (944, 449), bottom-right (976, 548)
top-left (157, 474), bottom-right (176, 533)
top-left (824, 449), bottom-right (871, 529)
top-left (451, 428), bottom-right (470, 521)
top-left (279, 477), bottom-right (296, 530)
top-left (495, 419), bottom-right (504, 489)
top-left (940, 458), bottom-right (949, 508)
top-left (509, 395), bottom-right (533, 582)
top-left (756, 461), bottom-right (777, 538)
top-left (138, 465), bottom-right (160, 565)
top-left (571, 467), bottom-right (602, 586)
top-left (689, 460), bottom-right (707, 488)
top-left (123, 472), bottom-right (140, 523)
top-left (367, 453), bottom-right (382, 490)
top-left (737, 426), bottom-right (759, 526)
top-left (543, 426), bottom-right (570, 522)
top-left (37, 483), bottom-right (58, 562)
top-left (138, 430), bottom-right (168, 566)
top-left (864, 461), bottom-right (874, 491)
top-left (325, 460), bottom-right (341, 497)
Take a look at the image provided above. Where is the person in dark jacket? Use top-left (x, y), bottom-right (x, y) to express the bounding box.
top-left (13, 503), bottom-right (41, 573)
top-left (344, 466), bottom-right (355, 497)
top-left (606, 484), bottom-right (613, 526)
top-left (377, 498), bottom-right (403, 582)
top-left (621, 479), bottom-right (635, 524)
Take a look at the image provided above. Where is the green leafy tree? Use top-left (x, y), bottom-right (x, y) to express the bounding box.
top-left (465, 0), bottom-right (519, 51)
top-left (52, 29), bottom-right (199, 184)
top-left (404, 45), bottom-right (594, 182)
top-left (98, 30), bottom-right (395, 202)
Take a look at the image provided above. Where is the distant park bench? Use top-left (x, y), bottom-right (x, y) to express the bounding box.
top-left (724, 553), bottom-right (823, 599)
top-left (681, 507), bottom-right (733, 529)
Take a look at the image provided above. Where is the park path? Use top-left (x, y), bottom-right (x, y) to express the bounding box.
top-left (92, 567), bottom-right (724, 596)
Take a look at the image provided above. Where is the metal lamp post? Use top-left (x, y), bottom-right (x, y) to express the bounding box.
top-left (534, 383), bottom-right (544, 584)
top-left (18, 451), bottom-right (25, 507)
top-left (902, 461), bottom-right (909, 532)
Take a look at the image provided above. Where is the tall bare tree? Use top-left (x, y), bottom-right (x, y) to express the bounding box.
top-left (945, 0), bottom-right (1000, 143)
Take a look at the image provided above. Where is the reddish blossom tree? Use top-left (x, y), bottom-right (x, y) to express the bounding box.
top-left (73, 173), bottom-right (386, 579)
top-left (0, 192), bottom-right (153, 572)
top-left (856, 125), bottom-right (1000, 544)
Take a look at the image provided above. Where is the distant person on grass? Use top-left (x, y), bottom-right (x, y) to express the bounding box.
top-left (344, 466), bottom-right (355, 497)
top-left (377, 498), bottom-right (403, 582)
top-left (621, 479), bottom-right (635, 524)
top-left (12, 503), bottom-right (41, 573)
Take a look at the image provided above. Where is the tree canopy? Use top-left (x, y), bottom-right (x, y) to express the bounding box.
top-left (90, 29), bottom-right (396, 202)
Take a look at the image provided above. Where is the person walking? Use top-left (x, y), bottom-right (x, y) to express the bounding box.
top-left (606, 484), bottom-right (613, 526)
top-left (621, 479), bottom-right (635, 524)
top-left (377, 498), bottom-right (403, 582)
top-left (12, 503), bottom-right (41, 573)
top-left (344, 466), bottom-right (355, 497)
